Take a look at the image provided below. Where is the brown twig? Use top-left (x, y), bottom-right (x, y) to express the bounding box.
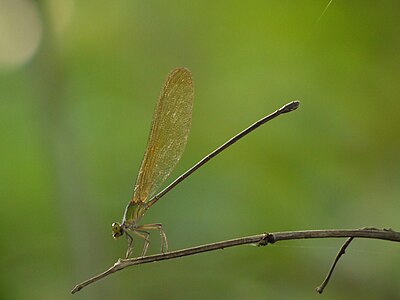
top-left (71, 228), bottom-right (400, 294)
top-left (316, 237), bottom-right (354, 294)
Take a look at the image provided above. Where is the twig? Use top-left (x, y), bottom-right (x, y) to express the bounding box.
top-left (71, 228), bottom-right (400, 294)
top-left (316, 237), bottom-right (354, 294)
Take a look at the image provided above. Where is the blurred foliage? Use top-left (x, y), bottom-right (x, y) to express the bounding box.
top-left (1, 0), bottom-right (400, 299)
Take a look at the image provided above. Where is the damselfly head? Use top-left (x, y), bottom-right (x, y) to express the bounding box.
top-left (112, 222), bottom-right (124, 239)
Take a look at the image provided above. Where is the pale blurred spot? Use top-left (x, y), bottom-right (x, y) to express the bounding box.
top-left (46, 0), bottom-right (74, 36)
top-left (0, 0), bottom-right (42, 72)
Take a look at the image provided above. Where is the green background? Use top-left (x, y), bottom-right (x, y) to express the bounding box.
top-left (1, 1), bottom-right (400, 299)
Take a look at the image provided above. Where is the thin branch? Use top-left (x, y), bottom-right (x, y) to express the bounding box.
top-left (316, 237), bottom-right (354, 294)
top-left (71, 228), bottom-right (400, 294)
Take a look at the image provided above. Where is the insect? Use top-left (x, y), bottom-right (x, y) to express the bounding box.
top-left (112, 67), bottom-right (299, 258)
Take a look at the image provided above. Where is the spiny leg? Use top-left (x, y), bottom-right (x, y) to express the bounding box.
top-left (136, 223), bottom-right (168, 253)
top-left (133, 230), bottom-right (151, 257)
top-left (125, 232), bottom-right (134, 258)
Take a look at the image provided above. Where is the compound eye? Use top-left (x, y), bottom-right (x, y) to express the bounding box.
top-left (112, 222), bottom-right (123, 239)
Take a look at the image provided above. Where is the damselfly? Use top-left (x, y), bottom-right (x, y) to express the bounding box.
top-left (111, 68), bottom-right (299, 258)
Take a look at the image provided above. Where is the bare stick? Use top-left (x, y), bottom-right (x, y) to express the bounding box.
top-left (146, 101), bottom-right (300, 208)
top-left (316, 237), bottom-right (354, 294)
top-left (71, 227), bottom-right (400, 294)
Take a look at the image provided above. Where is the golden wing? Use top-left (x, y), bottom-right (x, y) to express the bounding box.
top-left (131, 68), bottom-right (194, 207)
